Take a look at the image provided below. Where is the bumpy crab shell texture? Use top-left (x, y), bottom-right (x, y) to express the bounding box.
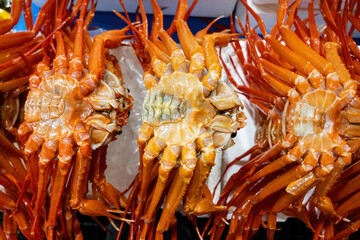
top-left (143, 71), bottom-right (244, 149)
top-left (24, 69), bottom-right (133, 149)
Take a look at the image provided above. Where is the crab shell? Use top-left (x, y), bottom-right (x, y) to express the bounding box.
top-left (24, 70), bottom-right (130, 149)
top-left (142, 71), bottom-right (242, 148)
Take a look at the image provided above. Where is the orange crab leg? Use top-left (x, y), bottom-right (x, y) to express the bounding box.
top-left (312, 154), bottom-right (351, 217)
top-left (176, 19), bottom-right (205, 77)
top-left (308, 0), bottom-right (321, 53)
top-left (23, 0), bottom-right (33, 30)
top-left (324, 42), bottom-right (357, 99)
top-left (31, 161), bottom-right (51, 238)
top-left (69, 0), bottom-right (88, 80)
top-left (330, 218), bottom-right (360, 240)
top-left (46, 137), bottom-right (74, 231)
top-left (0, 0), bottom-right (22, 35)
top-left (220, 135), bottom-right (294, 200)
top-left (335, 190), bottom-right (360, 220)
top-left (273, 172), bottom-right (318, 215)
top-left (239, 0), bottom-right (267, 36)
top-left (3, 211), bottom-right (18, 240)
top-left (279, 26), bottom-right (343, 89)
top-left (0, 51), bottom-right (43, 80)
top-left (166, 0), bottom-right (188, 36)
top-left (78, 29), bottom-right (131, 96)
top-left (202, 33), bottom-right (239, 91)
top-left (332, 175), bottom-right (360, 203)
top-left (260, 58), bottom-right (310, 94)
top-left (251, 152), bottom-right (318, 204)
top-left (293, 16), bottom-right (311, 44)
top-left (146, 39), bottom-right (171, 68)
top-left (249, 98), bottom-right (280, 120)
top-left (254, 134), bottom-right (297, 167)
top-left (141, 145), bottom-right (181, 226)
top-left (261, 71), bottom-right (299, 103)
top-left (246, 145), bottom-right (306, 184)
top-left (33, 0), bottom-right (56, 35)
top-left (150, 0), bottom-right (164, 42)
top-left (91, 146), bottom-right (127, 210)
top-left (69, 123), bottom-right (92, 208)
top-left (158, 30), bottom-right (186, 71)
top-left (0, 191), bottom-right (16, 211)
top-left (0, 76), bottom-right (29, 92)
top-left (0, 35), bottom-right (41, 63)
top-left (264, 35), bottom-right (325, 89)
top-left (136, 137), bottom-right (166, 215)
top-left (156, 142), bottom-right (197, 233)
top-left (12, 208), bottom-right (32, 240)
top-left (84, 0), bottom-right (96, 29)
top-left (184, 134), bottom-right (226, 215)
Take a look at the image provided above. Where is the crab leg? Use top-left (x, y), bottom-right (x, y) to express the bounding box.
top-left (264, 35), bottom-right (326, 89)
top-left (0, 0), bottom-right (23, 34)
top-left (260, 58), bottom-right (310, 94)
top-left (265, 171), bottom-right (320, 239)
top-left (184, 132), bottom-right (226, 215)
top-left (78, 29), bottom-right (131, 96)
top-left (220, 135), bottom-right (295, 200)
top-left (12, 208), bottom-right (32, 240)
top-left (136, 137), bottom-right (166, 216)
top-left (69, 123), bottom-right (91, 209)
top-left (158, 30), bottom-right (186, 71)
top-left (31, 140), bottom-right (57, 238)
top-left (176, 19), bottom-right (205, 78)
top-left (166, 0), bottom-right (188, 37)
top-left (46, 137), bottom-right (74, 232)
top-left (69, 0), bottom-right (88, 81)
top-left (0, 51), bottom-right (43, 80)
top-left (312, 154), bottom-right (351, 217)
top-left (332, 173), bottom-right (360, 202)
top-left (201, 33), bottom-right (238, 91)
top-left (149, 0), bottom-right (164, 43)
top-left (280, 26), bottom-right (345, 90)
top-left (69, 127), bottom-right (130, 221)
top-left (141, 145), bottom-right (181, 235)
top-left (32, 0), bottom-right (55, 35)
top-left (91, 146), bottom-right (127, 210)
top-left (246, 145), bottom-right (306, 184)
top-left (324, 42), bottom-right (357, 100)
top-left (156, 142), bottom-right (197, 233)
top-left (144, 39), bottom-right (170, 78)
top-left (23, 0), bottom-right (33, 30)
top-left (251, 152), bottom-right (318, 204)
top-left (3, 211), bottom-right (18, 240)
top-left (335, 190), bottom-right (360, 220)
top-left (0, 31), bottom-right (37, 54)
top-left (137, 124), bottom-right (154, 165)
top-left (330, 218), bottom-right (360, 240)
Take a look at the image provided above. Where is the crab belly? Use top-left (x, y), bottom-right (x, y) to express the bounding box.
top-left (288, 90), bottom-right (341, 151)
top-left (143, 71), bottom-right (216, 146)
top-left (25, 89), bottom-right (72, 139)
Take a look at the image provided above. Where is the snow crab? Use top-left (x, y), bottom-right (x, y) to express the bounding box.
top-left (118, 0), bottom-right (246, 238)
top-left (17, 0), bottom-right (133, 237)
top-left (207, 0), bottom-right (360, 239)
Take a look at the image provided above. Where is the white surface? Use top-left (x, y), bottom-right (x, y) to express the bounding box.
top-left (105, 45), bottom-right (146, 192)
top-left (33, 0), bottom-right (237, 17)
